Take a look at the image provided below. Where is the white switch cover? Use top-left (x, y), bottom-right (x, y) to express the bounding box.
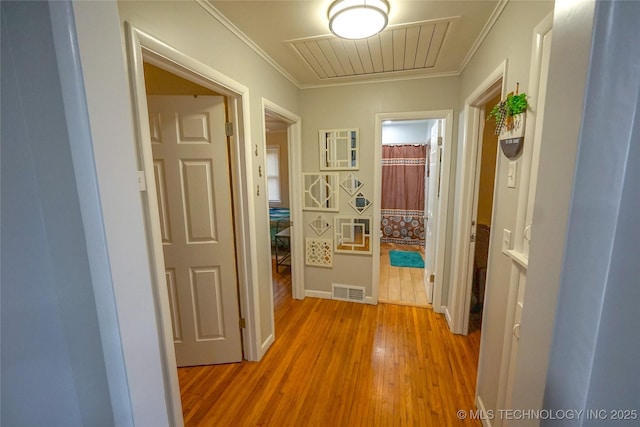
top-left (508, 162), bottom-right (517, 188)
top-left (502, 229), bottom-right (512, 254)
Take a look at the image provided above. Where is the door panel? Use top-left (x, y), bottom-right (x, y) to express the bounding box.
top-left (148, 95), bottom-right (242, 367)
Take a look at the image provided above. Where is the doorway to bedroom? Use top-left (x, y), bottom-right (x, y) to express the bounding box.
top-left (265, 111), bottom-right (293, 305)
top-left (378, 119), bottom-right (439, 308)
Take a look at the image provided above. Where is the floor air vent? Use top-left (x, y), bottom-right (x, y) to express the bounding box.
top-left (332, 284), bottom-right (366, 303)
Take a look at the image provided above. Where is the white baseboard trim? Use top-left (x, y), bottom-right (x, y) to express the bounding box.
top-left (366, 296), bottom-right (376, 305)
top-left (444, 306), bottom-right (454, 329)
top-left (257, 333), bottom-right (274, 361)
top-left (304, 290), bottom-right (332, 300)
top-left (476, 395), bottom-right (493, 427)
top-left (433, 304), bottom-right (446, 314)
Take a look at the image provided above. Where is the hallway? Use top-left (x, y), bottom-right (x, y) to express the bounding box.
top-left (177, 259), bottom-right (481, 426)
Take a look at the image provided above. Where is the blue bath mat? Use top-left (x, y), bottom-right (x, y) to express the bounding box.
top-left (389, 250), bottom-right (425, 269)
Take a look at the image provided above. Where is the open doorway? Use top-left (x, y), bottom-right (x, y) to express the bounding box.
top-left (373, 110), bottom-right (454, 312)
top-left (468, 92), bottom-right (500, 332)
top-left (378, 119), bottom-right (435, 307)
top-left (264, 112), bottom-right (293, 306)
top-left (143, 62), bottom-right (244, 366)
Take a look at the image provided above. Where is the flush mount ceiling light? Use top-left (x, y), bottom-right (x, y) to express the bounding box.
top-left (328, 0), bottom-right (390, 40)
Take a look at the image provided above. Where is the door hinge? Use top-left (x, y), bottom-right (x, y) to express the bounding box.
top-left (437, 136), bottom-right (443, 146)
top-left (470, 234), bottom-right (476, 242)
top-left (225, 122), bottom-right (233, 137)
top-left (429, 274), bottom-right (435, 283)
top-left (137, 171), bottom-right (147, 191)
top-left (239, 317), bottom-right (246, 329)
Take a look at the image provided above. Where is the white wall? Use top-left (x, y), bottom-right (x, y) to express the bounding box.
top-left (300, 77), bottom-right (459, 297)
top-left (538, 3), bottom-right (640, 425)
top-left (62, 0), bottom-right (302, 424)
top-left (455, 0), bottom-right (554, 418)
top-left (116, 0), bottom-right (300, 349)
top-left (1, 2), bottom-right (115, 425)
top-left (509, 1), bottom-right (637, 424)
top-left (382, 120), bottom-right (435, 144)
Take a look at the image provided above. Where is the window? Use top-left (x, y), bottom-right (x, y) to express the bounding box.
top-left (266, 146), bottom-right (281, 203)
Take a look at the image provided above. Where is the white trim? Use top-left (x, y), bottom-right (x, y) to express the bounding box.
top-left (458, 0), bottom-right (510, 74)
top-left (195, 0), bottom-right (510, 90)
top-left (260, 333), bottom-right (275, 356)
top-left (305, 290), bottom-right (333, 300)
top-left (449, 60), bottom-right (507, 334)
top-left (125, 23), bottom-right (263, 426)
top-left (373, 110), bottom-right (454, 308)
top-left (496, 12), bottom-right (553, 415)
top-left (262, 99), bottom-right (305, 301)
top-left (196, 0), bottom-right (301, 88)
top-left (475, 395), bottom-right (494, 427)
top-left (50, 3), bottom-right (134, 424)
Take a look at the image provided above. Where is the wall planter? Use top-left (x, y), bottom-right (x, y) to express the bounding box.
top-left (499, 113), bottom-right (525, 159)
top-left (488, 88), bottom-right (528, 159)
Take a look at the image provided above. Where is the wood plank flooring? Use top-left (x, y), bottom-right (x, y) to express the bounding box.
top-left (379, 243), bottom-right (430, 307)
top-left (177, 260), bottom-right (481, 426)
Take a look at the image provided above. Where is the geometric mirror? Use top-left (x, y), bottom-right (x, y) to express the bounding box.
top-left (308, 214), bottom-right (332, 236)
top-left (349, 192), bottom-right (372, 214)
top-left (319, 128), bottom-right (359, 170)
top-left (305, 238), bottom-right (333, 267)
top-left (340, 173), bottom-right (364, 196)
top-left (334, 216), bottom-right (372, 254)
top-left (303, 173), bottom-right (339, 211)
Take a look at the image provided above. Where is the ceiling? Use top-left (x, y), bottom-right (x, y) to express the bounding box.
top-left (205, 0), bottom-right (506, 88)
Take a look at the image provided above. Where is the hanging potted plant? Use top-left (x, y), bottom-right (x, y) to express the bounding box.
top-left (488, 88), bottom-right (528, 159)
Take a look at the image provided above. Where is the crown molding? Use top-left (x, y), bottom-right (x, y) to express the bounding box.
top-left (197, 0), bottom-right (303, 88)
top-left (198, 0), bottom-right (509, 90)
top-left (458, 0), bottom-right (510, 74)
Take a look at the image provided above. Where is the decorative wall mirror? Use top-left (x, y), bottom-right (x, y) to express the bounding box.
top-left (303, 173), bottom-right (339, 211)
top-left (319, 128), bottom-right (359, 170)
top-left (340, 173), bottom-right (364, 195)
top-left (309, 214), bottom-right (332, 235)
top-left (349, 192), bottom-right (372, 214)
top-left (305, 238), bottom-right (333, 267)
top-left (334, 216), bottom-right (372, 254)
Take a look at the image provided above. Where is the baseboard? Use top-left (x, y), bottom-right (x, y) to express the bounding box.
top-left (365, 296), bottom-right (376, 305)
top-left (258, 333), bottom-right (275, 361)
top-left (476, 395), bottom-right (493, 427)
top-left (304, 290), bottom-right (332, 300)
top-left (444, 306), bottom-right (453, 329)
top-left (433, 304), bottom-right (446, 314)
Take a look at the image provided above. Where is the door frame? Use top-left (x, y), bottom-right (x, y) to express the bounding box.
top-left (372, 110), bottom-right (454, 311)
top-left (125, 23), bottom-right (262, 426)
top-left (262, 99), bottom-right (304, 300)
top-left (448, 61), bottom-right (507, 334)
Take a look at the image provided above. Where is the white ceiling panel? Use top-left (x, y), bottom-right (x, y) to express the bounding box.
top-left (287, 18), bottom-right (455, 80)
top-left (207, 0), bottom-right (511, 87)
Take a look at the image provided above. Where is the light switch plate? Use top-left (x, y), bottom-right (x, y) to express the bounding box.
top-left (502, 229), bottom-right (512, 254)
top-left (508, 162), bottom-right (517, 188)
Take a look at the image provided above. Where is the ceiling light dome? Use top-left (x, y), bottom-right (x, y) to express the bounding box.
top-left (328, 0), bottom-right (390, 40)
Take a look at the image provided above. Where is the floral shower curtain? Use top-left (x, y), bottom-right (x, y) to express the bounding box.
top-left (380, 144), bottom-right (429, 245)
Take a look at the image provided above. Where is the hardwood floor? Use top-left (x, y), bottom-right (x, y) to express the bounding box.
top-left (178, 260), bottom-right (481, 426)
top-left (379, 243), bottom-right (430, 307)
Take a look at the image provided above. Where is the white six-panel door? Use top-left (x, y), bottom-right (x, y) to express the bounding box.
top-left (147, 95), bottom-right (242, 367)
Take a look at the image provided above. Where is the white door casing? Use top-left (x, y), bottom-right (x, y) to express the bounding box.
top-left (372, 110), bottom-right (453, 309)
top-left (148, 95), bottom-right (242, 366)
top-left (424, 120), bottom-right (442, 303)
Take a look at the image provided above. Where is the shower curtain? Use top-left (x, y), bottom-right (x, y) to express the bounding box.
top-left (381, 144), bottom-right (428, 245)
